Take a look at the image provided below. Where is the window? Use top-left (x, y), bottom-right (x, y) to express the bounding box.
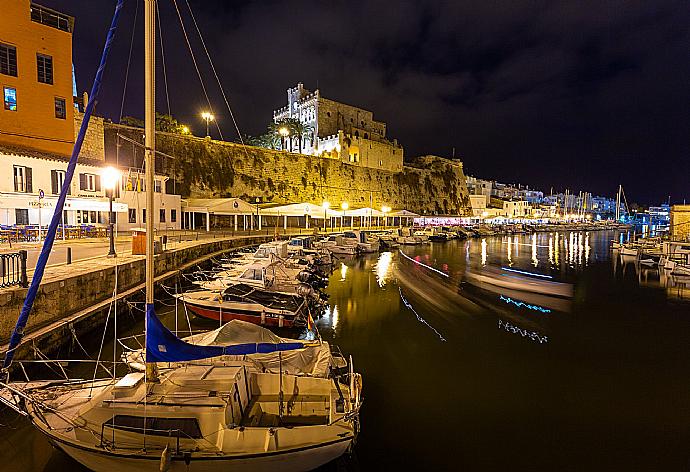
top-left (142, 209), bottom-right (146, 223)
top-left (37, 54), bottom-right (53, 84)
top-left (51, 170), bottom-right (69, 194)
top-left (102, 415), bottom-right (202, 439)
top-left (54, 97), bottom-right (66, 119)
top-left (170, 209), bottom-right (177, 223)
top-left (13, 166), bottom-right (32, 193)
top-left (159, 209), bottom-right (166, 223)
top-left (3, 87), bottom-right (17, 111)
top-left (15, 209), bottom-right (29, 225)
top-left (154, 180), bottom-right (162, 193)
top-left (128, 209), bottom-right (136, 224)
top-left (0, 43), bottom-right (17, 77)
top-left (79, 173), bottom-right (100, 191)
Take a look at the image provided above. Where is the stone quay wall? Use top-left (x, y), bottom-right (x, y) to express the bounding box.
top-left (105, 125), bottom-right (472, 215)
top-left (0, 236), bottom-right (272, 347)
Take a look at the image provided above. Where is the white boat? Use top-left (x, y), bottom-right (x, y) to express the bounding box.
top-left (341, 230), bottom-right (380, 253)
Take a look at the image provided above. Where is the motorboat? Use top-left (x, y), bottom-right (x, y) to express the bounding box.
top-left (341, 230), bottom-right (380, 253)
top-left (176, 283), bottom-right (309, 327)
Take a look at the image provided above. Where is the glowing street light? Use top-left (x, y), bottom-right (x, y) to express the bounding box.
top-left (341, 202), bottom-right (349, 230)
top-left (381, 205), bottom-right (391, 227)
top-left (278, 126), bottom-right (290, 151)
top-left (102, 166), bottom-right (121, 257)
top-left (201, 112), bottom-right (214, 137)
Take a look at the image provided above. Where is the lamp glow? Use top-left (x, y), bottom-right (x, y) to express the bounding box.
top-left (341, 202), bottom-right (349, 210)
top-left (102, 166), bottom-right (121, 190)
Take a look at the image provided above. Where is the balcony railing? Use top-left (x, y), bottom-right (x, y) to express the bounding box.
top-left (30, 4), bottom-right (74, 33)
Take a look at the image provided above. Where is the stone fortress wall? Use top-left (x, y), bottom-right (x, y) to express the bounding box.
top-left (105, 125), bottom-right (471, 216)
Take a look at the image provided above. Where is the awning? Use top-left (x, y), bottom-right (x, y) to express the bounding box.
top-left (390, 209), bottom-right (420, 217)
top-left (183, 198), bottom-right (255, 215)
top-left (259, 202), bottom-right (334, 219)
top-left (344, 207), bottom-right (385, 217)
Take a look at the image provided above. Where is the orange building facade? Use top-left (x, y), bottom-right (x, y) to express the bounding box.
top-left (0, 1), bottom-right (75, 156)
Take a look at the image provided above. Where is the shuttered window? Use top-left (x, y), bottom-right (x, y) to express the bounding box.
top-left (0, 43), bottom-right (17, 77)
top-left (37, 53), bottom-right (53, 84)
top-left (79, 173), bottom-right (100, 191)
top-left (54, 97), bottom-right (66, 119)
top-left (13, 166), bottom-right (32, 193)
top-left (51, 170), bottom-right (68, 195)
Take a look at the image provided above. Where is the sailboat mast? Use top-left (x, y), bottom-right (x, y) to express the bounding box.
top-left (145, 0), bottom-right (157, 381)
top-left (616, 185), bottom-right (621, 221)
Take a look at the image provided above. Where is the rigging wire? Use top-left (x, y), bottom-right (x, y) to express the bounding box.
top-left (156, 1), bottom-right (171, 116)
top-left (170, 0), bottom-right (224, 139)
top-left (183, 0), bottom-right (248, 147)
top-left (118, 0), bottom-right (139, 122)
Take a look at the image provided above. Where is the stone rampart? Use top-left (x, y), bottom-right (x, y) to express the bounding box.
top-left (105, 125), bottom-right (471, 215)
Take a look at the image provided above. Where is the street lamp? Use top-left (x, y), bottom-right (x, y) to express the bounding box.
top-left (381, 205), bottom-right (391, 227)
top-left (102, 166), bottom-right (121, 257)
top-left (322, 201), bottom-right (330, 231)
top-left (201, 112), bottom-right (214, 137)
top-left (180, 125), bottom-right (190, 135)
top-left (279, 126), bottom-right (289, 151)
top-left (255, 197), bottom-right (260, 232)
top-left (341, 202), bottom-right (349, 230)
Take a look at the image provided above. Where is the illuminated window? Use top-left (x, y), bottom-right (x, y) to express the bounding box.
top-left (154, 180), bottom-right (162, 193)
top-left (54, 97), bottom-right (66, 119)
top-left (37, 54), bottom-right (53, 84)
top-left (3, 87), bottom-right (17, 111)
top-left (0, 43), bottom-right (17, 77)
top-left (128, 209), bottom-right (136, 224)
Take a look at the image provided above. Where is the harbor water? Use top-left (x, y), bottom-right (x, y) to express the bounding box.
top-left (2, 230), bottom-right (689, 470)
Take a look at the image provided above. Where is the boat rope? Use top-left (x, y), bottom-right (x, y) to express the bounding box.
top-left (90, 283), bottom-right (117, 396)
top-left (2, 0), bottom-right (125, 373)
top-left (170, 0), bottom-right (224, 139)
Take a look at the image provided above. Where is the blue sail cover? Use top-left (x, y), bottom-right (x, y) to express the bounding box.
top-left (145, 304), bottom-right (305, 363)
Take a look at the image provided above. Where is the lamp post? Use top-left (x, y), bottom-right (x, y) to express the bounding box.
top-left (381, 205), bottom-right (391, 228)
top-left (255, 197), bottom-right (260, 232)
top-left (102, 166), bottom-right (121, 257)
top-left (322, 201), bottom-right (330, 232)
top-left (201, 112), bottom-right (214, 137)
top-left (279, 126), bottom-right (289, 151)
top-left (341, 202), bottom-right (349, 230)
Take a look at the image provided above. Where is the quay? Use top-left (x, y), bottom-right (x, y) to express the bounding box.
top-left (0, 230), bottom-right (311, 367)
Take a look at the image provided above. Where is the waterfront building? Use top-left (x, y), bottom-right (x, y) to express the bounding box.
top-left (465, 175), bottom-right (493, 205)
top-left (0, 149), bottom-right (180, 231)
top-left (0, 1), bottom-right (75, 156)
top-left (669, 205), bottom-right (689, 241)
top-left (502, 200), bottom-right (530, 218)
top-left (0, 1), bottom-right (182, 234)
top-left (273, 82), bottom-right (403, 172)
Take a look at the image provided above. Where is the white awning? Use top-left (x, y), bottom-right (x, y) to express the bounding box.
top-left (259, 202), bottom-right (335, 219)
top-left (183, 198), bottom-right (255, 215)
top-left (390, 209), bottom-right (420, 217)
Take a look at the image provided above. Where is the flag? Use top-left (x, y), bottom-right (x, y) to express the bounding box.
top-left (307, 313), bottom-right (315, 332)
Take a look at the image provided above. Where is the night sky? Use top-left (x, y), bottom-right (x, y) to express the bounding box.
top-left (44, 0), bottom-right (689, 205)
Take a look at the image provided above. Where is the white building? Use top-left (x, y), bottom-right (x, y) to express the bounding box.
top-left (503, 200), bottom-right (530, 218)
top-left (0, 149), bottom-right (180, 231)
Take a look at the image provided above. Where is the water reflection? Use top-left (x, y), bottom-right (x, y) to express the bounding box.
top-left (340, 262), bottom-right (348, 281)
top-left (481, 238), bottom-right (487, 266)
top-left (374, 251), bottom-right (393, 287)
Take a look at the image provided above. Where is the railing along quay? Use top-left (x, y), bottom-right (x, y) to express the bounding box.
top-left (0, 250), bottom-right (28, 288)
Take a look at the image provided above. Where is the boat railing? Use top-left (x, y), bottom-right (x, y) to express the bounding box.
top-left (99, 423), bottom-right (190, 454)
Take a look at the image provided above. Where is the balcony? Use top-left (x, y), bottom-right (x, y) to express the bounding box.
top-left (30, 3), bottom-right (74, 33)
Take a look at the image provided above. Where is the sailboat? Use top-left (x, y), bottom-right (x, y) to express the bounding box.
top-left (0, 2), bottom-right (361, 470)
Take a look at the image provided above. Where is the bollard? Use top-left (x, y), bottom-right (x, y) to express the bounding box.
top-left (261, 310), bottom-right (266, 325)
top-left (67, 247), bottom-right (72, 265)
top-left (19, 250), bottom-right (28, 288)
top-left (278, 315), bottom-right (284, 328)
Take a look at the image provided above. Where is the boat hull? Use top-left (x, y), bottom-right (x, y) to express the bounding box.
top-left (43, 425), bottom-right (351, 472)
top-left (185, 301), bottom-right (299, 327)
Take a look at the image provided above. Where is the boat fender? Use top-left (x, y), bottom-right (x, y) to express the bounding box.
top-left (159, 445), bottom-right (171, 472)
